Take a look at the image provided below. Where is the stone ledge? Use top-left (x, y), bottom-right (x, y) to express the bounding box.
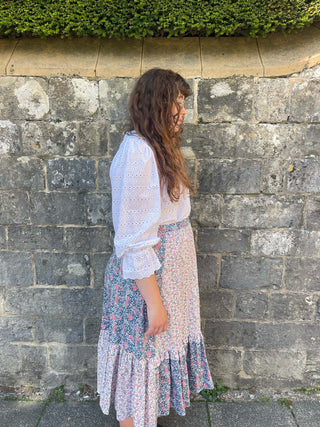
top-left (0, 24), bottom-right (320, 78)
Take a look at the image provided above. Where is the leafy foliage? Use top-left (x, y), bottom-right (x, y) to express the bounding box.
top-left (0, 0), bottom-right (319, 39)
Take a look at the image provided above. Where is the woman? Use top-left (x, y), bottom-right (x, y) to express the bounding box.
top-left (97, 68), bottom-right (214, 427)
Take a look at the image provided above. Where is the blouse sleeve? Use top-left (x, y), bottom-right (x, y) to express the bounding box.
top-left (110, 135), bottom-right (162, 280)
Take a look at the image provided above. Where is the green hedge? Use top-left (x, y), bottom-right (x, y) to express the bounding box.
top-left (0, 0), bottom-right (320, 39)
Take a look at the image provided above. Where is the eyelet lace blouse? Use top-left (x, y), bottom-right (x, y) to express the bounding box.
top-left (111, 131), bottom-right (191, 280)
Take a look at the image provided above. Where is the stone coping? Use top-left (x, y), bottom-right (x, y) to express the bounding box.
top-left (0, 24), bottom-right (320, 78)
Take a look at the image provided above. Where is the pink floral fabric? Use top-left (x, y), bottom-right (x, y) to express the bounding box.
top-left (97, 218), bottom-right (214, 426)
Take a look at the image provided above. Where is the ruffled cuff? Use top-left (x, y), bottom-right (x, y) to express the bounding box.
top-left (122, 247), bottom-right (161, 280)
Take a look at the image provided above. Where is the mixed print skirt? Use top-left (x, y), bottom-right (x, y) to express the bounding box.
top-left (97, 217), bottom-right (214, 426)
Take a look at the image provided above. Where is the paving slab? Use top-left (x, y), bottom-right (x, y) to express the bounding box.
top-left (38, 400), bottom-right (117, 427)
top-left (208, 402), bottom-right (296, 427)
top-left (158, 402), bottom-right (209, 426)
top-left (0, 399), bottom-right (45, 427)
top-left (291, 400), bottom-right (320, 427)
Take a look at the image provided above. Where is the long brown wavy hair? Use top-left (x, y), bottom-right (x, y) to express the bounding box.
top-left (128, 68), bottom-right (194, 202)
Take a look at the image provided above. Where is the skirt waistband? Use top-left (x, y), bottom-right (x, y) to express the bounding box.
top-left (158, 217), bottom-right (190, 233)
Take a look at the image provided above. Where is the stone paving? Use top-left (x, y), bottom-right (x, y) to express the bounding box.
top-left (1, 398), bottom-right (320, 427)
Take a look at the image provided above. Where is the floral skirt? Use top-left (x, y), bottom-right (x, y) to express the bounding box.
top-left (97, 217), bottom-right (214, 427)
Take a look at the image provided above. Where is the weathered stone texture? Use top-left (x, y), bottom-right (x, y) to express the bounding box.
top-left (222, 195), bottom-right (304, 228)
top-left (235, 292), bottom-right (269, 320)
top-left (49, 78), bottom-right (99, 120)
top-left (7, 226), bottom-right (64, 250)
top-left (1, 70), bottom-right (320, 391)
top-left (200, 290), bottom-right (235, 319)
top-left (30, 192), bottom-right (86, 225)
top-left (287, 159), bottom-right (320, 193)
top-left (199, 159), bottom-right (261, 194)
top-left (198, 228), bottom-right (249, 254)
top-left (47, 158), bottom-right (96, 191)
top-left (220, 256), bottom-right (283, 290)
top-left (0, 157), bottom-right (45, 190)
top-left (198, 78), bottom-right (254, 122)
top-left (0, 77), bottom-right (49, 120)
top-left (33, 316), bottom-right (83, 344)
top-left (0, 121), bottom-right (20, 154)
top-left (86, 193), bottom-right (112, 226)
top-left (255, 78), bottom-right (290, 122)
top-left (285, 258), bottom-right (320, 292)
top-left (0, 252), bottom-right (34, 286)
top-left (20, 121), bottom-right (77, 156)
top-left (290, 80), bottom-right (320, 122)
top-left (269, 293), bottom-right (315, 321)
top-left (99, 78), bottom-right (136, 121)
top-left (243, 351), bottom-right (305, 380)
top-left (0, 191), bottom-right (30, 224)
top-left (34, 253), bottom-right (90, 286)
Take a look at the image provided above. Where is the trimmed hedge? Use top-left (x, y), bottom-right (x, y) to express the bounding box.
top-left (0, 0), bottom-right (320, 39)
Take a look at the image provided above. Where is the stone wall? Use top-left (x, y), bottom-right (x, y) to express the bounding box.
top-left (1, 64), bottom-right (320, 392)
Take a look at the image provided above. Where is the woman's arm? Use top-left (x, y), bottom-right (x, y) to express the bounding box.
top-left (135, 274), bottom-right (168, 337)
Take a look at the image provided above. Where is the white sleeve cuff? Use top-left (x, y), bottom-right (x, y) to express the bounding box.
top-left (122, 247), bottom-right (161, 280)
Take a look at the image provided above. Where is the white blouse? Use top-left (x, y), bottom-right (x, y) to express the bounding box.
top-left (110, 131), bottom-right (191, 280)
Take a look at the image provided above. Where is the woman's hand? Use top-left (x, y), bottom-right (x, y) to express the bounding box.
top-left (145, 301), bottom-right (168, 337)
top-left (135, 274), bottom-right (168, 337)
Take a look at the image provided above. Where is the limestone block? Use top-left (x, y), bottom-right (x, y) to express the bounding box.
top-left (261, 159), bottom-right (287, 194)
top-left (305, 351), bottom-right (320, 381)
top-left (99, 78), bottom-right (136, 121)
top-left (20, 345), bottom-right (48, 375)
top-left (255, 78), bottom-right (290, 122)
top-left (290, 80), bottom-right (320, 122)
top-left (30, 192), bottom-right (86, 225)
top-left (49, 78), bottom-right (99, 121)
top-left (0, 343), bottom-right (20, 374)
top-left (108, 122), bottom-right (126, 156)
top-left (287, 159), bottom-right (320, 193)
top-left (222, 195), bottom-right (304, 228)
top-left (204, 320), bottom-right (256, 348)
top-left (196, 254), bottom-right (219, 290)
top-left (47, 157), bottom-right (96, 191)
top-left (243, 350), bottom-right (305, 380)
top-left (235, 292), bottom-right (269, 320)
top-left (200, 290), bottom-right (234, 320)
top-left (64, 226), bottom-right (113, 252)
top-left (77, 120), bottom-right (108, 156)
top-left (0, 226), bottom-right (6, 249)
top-left (0, 77), bottom-right (49, 120)
top-left (0, 191), bottom-right (30, 224)
top-left (198, 78), bottom-right (254, 122)
top-left (305, 197), bottom-right (320, 230)
top-left (305, 125), bottom-right (320, 157)
top-left (220, 256), bottom-right (283, 290)
top-left (49, 344), bottom-right (97, 373)
top-left (190, 193), bottom-right (221, 227)
top-left (270, 293), bottom-right (315, 321)
top-left (205, 349), bottom-right (242, 378)
top-left (0, 252), bottom-right (33, 287)
top-left (198, 159), bottom-right (261, 194)
top-left (285, 258), bottom-right (320, 292)
top-left (4, 288), bottom-right (103, 316)
top-left (198, 228), bottom-right (249, 254)
top-left (0, 316), bottom-right (33, 342)
top-left (0, 156), bottom-right (45, 190)
top-left (0, 120), bottom-right (20, 154)
top-left (34, 253), bottom-right (90, 287)
top-left (97, 158), bottom-right (112, 191)
top-left (93, 252), bottom-right (111, 289)
top-left (7, 225), bottom-right (64, 251)
top-left (33, 316), bottom-right (83, 344)
top-left (251, 230), bottom-right (320, 256)
top-left (86, 193), bottom-right (112, 226)
top-left (182, 123), bottom-right (237, 159)
top-left (20, 121), bottom-right (77, 156)
top-left (84, 317), bottom-right (101, 344)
